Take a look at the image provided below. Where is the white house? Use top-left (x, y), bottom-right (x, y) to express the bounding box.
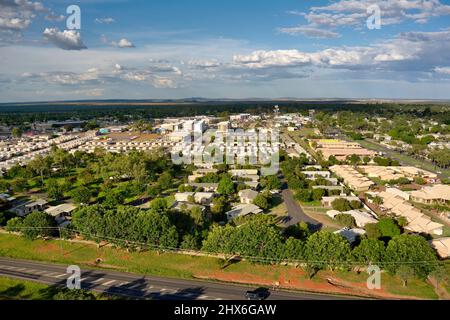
top-left (238, 189), bottom-right (259, 204)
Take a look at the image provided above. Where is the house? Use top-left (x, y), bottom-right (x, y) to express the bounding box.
top-left (329, 165), bottom-right (375, 192)
top-left (239, 189), bottom-right (259, 204)
top-left (321, 196), bottom-right (360, 208)
top-left (377, 189), bottom-right (444, 235)
top-left (175, 192), bottom-right (195, 202)
top-left (10, 198), bottom-right (48, 217)
top-left (45, 203), bottom-right (76, 225)
top-left (172, 201), bottom-right (206, 213)
top-left (45, 203), bottom-right (76, 217)
top-left (186, 183), bottom-right (218, 192)
top-left (410, 184), bottom-right (450, 206)
top-left (193, 192), bottom-right (215, 205)
top-left (429, 237), bottom-right (450, 259)
top-left (174, 192), bottom-right (214, 205)
top-left (226, 203), bottom-right (263, 220)
top-left (326, 209), bottom-right (377, 227)
top-left (301, 171), bottom-right (331, 179)
top-left (229, 169), bottom-right (258, 177)
top-left (334, 227), bottom-right (366, 244)
top-left (0, 193), bottom-right (15, 202)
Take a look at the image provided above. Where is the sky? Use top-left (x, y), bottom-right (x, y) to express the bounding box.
top-left (1, 0), bottom-right (450, 102)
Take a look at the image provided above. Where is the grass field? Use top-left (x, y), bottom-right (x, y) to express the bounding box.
top-left (0, 233), bottom-right (442, 299)
top-left (0, 276), bottom-right (112, 300)
top-left (0, 276), bottom-right (52, 300)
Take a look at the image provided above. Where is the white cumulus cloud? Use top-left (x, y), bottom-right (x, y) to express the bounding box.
top-left (111, 38), bottom-right (135, 48)
top-left (43, 28), bottom-right (87, 50)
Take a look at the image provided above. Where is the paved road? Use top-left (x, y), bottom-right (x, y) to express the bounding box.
top-left (280, 182), bottom-right (321, 231)
top-left (0, 257), bottom-right (357, 300)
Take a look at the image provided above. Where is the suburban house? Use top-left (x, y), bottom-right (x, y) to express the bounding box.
top-left (175, 192), bottom-right (214, 205)
top-left (330, 165), bottom-right (375, 192)
top-left (321, 196), bottom-right (360, 208)
top-left (378, 189), bottom-right (444, 235)
top-left (238, 189), bottom-right (259, 204)
top-left (326, 209), bottom-right (378, 227)
top-left (334, 227), bottom-right (366, 244)
top-left (301, 171), bottom-right (331, 179)
top-left (175, 192), bottom-right (194, 202)
top-left (410, 184), bottom-right (450, 206)
top-left (429, 237), bottom-right (450, 259)
top-left (226, 203), bottom-right (262, 220)
top-left (186, 183), bottom-right (218, 192)
top-left (10, 198), bottom-right (48, 217)
top-left (45, 203), bottom-right (76, 225)
top-left (193, 192), bottom-right (215, 205)
top-left (172, 201), bottom-right (206, 213)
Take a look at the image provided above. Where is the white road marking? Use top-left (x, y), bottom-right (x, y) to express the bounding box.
top-left (102, 280), bottom-right (116, 286)
top-left (92, 277), bottom-right (104, 283)
top-left (128, 283), bottom-right (142, 289)
top-left (55, 273), bottom-right (67, 278)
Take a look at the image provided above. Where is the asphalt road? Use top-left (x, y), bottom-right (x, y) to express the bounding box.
top-left (0, 257), bottom-right (357, 300)
top-left (280, 182), bottom-right (321, 231)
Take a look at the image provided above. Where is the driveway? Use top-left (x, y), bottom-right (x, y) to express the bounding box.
top-left (280, 181), bottom-right (321, 232)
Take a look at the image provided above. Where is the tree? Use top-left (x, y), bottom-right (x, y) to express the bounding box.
top-left (350, 200), bottom-right (362, 209)
top-left (71, 186), bottom-right (92, 204)
top-left (102, 189), bottom-right (125, 208)
top-left (11, 127), bottom-right (23, 139)
top-left (5, 217), bottom-right (23, 232)
top-left (157, 172), bottom-right (172, 191)
top-left (331, 198), bottom-right (352, 211)
top-left (253, 194), bottom-right (269, 210)
top-left (28, 155), bottom-right (50, 185)
top-left (384, 235), bottom-right (438, 279)
top-left (217, 175), bottom-right (235, 196)
top-left (180, 234), bottom-right (199, 250)
top-left (46, 179), bottom-right (64, 200)
top-left (365, 223), bottom-right (381, 239)
top-left (347, 154), bottom-right (361, 165)
top-left (21, 211), bottom-right (56, 240)
top-left (312, 188), bottom-right (326, 201)
top-left (378, 218), bottom-right (401, 239)
top-left (149, 198), bottom-right (168, 214)
top-left (53, 289), bottom-right (96, 300)
top-left (295, 189), bottom-right (312, 202)
top-left (352, 239), bottom-right (385, 265)
top-left (335, 213), bottom-right (356, 228)
top-left (263, 175), bottom-right (281, 190)
top-left (284, 237), bottom-right (305, 261)
top-left (305, 231), bottom-right (351, 271)
top-left (0, 211), bottom-right (16, 226)
top-left (211, 196), bottom-right (228, 221)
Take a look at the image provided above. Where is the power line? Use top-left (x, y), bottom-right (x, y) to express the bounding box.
top-left (3, 226), bottom-right (443, 266)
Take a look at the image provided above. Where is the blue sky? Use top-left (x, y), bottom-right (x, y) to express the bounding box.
top-left (1, 0), bottom-right (450, 102)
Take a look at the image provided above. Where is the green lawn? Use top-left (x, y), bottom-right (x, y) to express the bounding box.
top-left (0, 276), bottom-right (113, 300)
top-left (0, 276), bottom-right (52, 300)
